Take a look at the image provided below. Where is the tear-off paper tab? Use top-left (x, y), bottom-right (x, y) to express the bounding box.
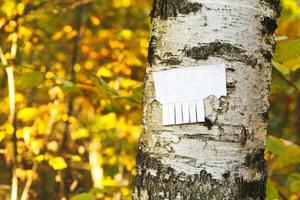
top-left (153, 64), bottom-right (227, 125)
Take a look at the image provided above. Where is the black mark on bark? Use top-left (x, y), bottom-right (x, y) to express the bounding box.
top-left (204, 117), bottom-right (213, 130)
top-left (148, 36), bottom-right (158, 66)
top-left (262, 110), bottom-right (269, 123)
top-left (245, 148), bottom-right (266, 174)
top-left (161, 58), bottom-right (182, 65)
top-left (235, 174), bottom-right (266, 200)
top-left (260, 48), bottom-right (273, 61)
top-left (261, 16), bottom-right (278, 35)
top-left (222, 171), bottom-right (230, 180)
top-left (161, 52), bottom-right (182, 65)
top-left (151, 0), bottom-right (202, 20)
top-left (226, 81), bottom-right (237, 94)
top-left (240, 126), bottom-right (248, 146)
top-left (185, 42), bottom-right (258, 67)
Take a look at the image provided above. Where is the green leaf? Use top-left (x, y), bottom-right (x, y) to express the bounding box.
top-left (272, 61), bottom-right (290, 75)
top-left (273, 38), bottom-right (300, 72)
top-left (33, 0), bottom-right (46, 6)
top-left (275, 35), bottom-right (288, 41)
top-left (267, 136), bottom-right (286, 156)
top-left (269, 138), bottom-right (300, 169)
top-left (70, 193), bottom-right (93, 200)
top-left (20, 71), bottom-right (43, 88)
top-left (289, 173), bottom-right (300, 182)
top-left (290, 181), bottom-right (300, 195)
top-left (274, 38), bottom-right (300, 63)
top-left (266, 180), bottom-right (279, 200)
top-left (131, 85), bottom-right (143, 103)
top-left (59, 80), bottom-right (80, 94)
top-left (0, 62), bottom-right (5, 69)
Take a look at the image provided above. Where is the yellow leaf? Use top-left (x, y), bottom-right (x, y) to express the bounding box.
top-left (140, 38), bottom-right (149, 48)
top-left (16, 3), bottom-right (25, 15)
top-left (35, 155), bottom-right (45, 162)
top-left (103, 178), bottom-right (117, 187)
top-left (17, 107), bottom-right (38, 121)
top-left (47, 141), bottom-right (58, 152)
top-left (0, 131), bottom-right (6, 142)
top-left (97, 68), bottom-right (113, 78)
top-left (19, 26), bottom-right (32, 38)
top-left (121, 187), bottom-right (130, 196)
top-left (71, 155), bottom-right (81, 162)
top-left (63, 25), bottom-right (73, 33)
top-left (120, 78), bottom-right (139, 89)
top-left (90, 16), bottom-right (101, 26)
top-left (283, 57), bottom-right (300, 71)
top-left (84, 60), bottom-right (94, 70)
top-left (16, 168), bottom-right (27, 180)
top-left (51, 31), bottom-right (63, 41)
top-left (1, 1), bottom-right (16, 17)
top-left (119, 29), bottom-right (132, 40)
top-left (104, 147), bottom-right (115, 156)
top-left (49, 157), bottom-right (68, 170)
top-left (74, 63), bottom-right (81, 72)
top-left (108, 156), bottom-right (117, 165)
top-left (72, 128), bottom-right (90, 140)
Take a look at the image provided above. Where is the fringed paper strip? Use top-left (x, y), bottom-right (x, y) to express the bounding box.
top-left (153, 64), bottom-right (226, 125)
top-left (162, 101), bottom-right (204, 125)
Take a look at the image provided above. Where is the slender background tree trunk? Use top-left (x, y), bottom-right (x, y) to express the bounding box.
top-left (134, 0), bottom-right (281, 199)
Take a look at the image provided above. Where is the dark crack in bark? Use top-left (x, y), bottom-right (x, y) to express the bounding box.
top-left (240, 126), bottom-right (248, 146)
top-left (184, 42), bottom-right (258, 67)
top-left (161, 57), bottom-right (182, 65)
top-left (148, 36), bottom-right (158, 66)
top-left (161, 52), bottom-right (182, 65)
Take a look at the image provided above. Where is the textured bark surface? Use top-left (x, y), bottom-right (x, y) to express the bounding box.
top-left (134, 0), bottom-right (280, 199)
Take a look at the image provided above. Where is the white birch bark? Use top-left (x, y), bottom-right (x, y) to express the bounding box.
top-left (134, 0), bottom-right (280, 199)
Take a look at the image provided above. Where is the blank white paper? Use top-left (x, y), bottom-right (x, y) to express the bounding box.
top-left (153, 64), bottom-right (226, 125)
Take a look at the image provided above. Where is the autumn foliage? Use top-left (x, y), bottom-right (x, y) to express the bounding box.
top-left (0, 0), bottom-right (299, 199)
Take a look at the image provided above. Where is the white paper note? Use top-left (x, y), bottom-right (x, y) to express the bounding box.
top-left (153, 64), bottom-right (226, 125)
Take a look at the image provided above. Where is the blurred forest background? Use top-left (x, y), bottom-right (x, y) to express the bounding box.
top-left (0, 0), bottom-right (299, 199)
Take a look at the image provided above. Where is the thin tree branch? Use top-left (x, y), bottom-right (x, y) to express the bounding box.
top-left (61, 4), bottom-right (84, 151)
top-left (6, 66), bottom-right (17, 200)
top-left (20, 163), bottom-right (38, 200)
top-left (0, 47), bottom-right (8, 66)
top-left (273, 67), bottom-right (300, 92)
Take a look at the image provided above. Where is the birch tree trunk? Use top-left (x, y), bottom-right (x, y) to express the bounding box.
top-left (133, 0), bottom-right (281, 199)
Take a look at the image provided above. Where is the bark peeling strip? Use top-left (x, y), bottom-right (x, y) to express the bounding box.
top-left (184, 42), bottom-right (258, 67)
top-left (134, 150), bottom-right (266, 200)
top-left (151, 0), bottom-right (203, 20)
